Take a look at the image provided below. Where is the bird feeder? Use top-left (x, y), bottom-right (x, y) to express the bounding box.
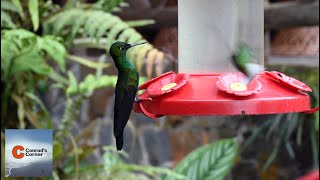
top-left (133, 0), bottom-right (319, 118)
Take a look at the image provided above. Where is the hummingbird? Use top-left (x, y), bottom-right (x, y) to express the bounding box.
top-left (231, 43), bottom-right (264, 84)
top-left (109, 41), bottom-right (147, 151)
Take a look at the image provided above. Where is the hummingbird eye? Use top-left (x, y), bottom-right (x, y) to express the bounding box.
top-left (120, 46), bottom-right (124, 50)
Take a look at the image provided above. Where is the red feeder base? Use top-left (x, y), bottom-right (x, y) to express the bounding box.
top-left (134, 72), bottom-right (319, 118)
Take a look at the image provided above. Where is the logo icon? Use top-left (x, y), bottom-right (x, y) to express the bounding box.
top-left (5, 129), bottom-right (53, 177)
top-left (12, 145), bottom-right (25, 159)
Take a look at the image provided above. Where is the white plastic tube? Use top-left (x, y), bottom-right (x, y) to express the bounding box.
top-left (178, 0), bottom-right (264, 73)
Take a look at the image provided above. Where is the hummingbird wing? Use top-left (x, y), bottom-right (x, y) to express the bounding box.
top-left (244, 63), bottom-right (265, 83)
top-left (114, 85), bottom-right (137, 150)
top-left (246, 63), bottom-right (264, 78)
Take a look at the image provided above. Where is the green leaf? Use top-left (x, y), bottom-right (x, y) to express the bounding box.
top-left (126, 20), bottom-right (155, 27)
top-left (95, 15), bottom-right (120, 40)
top-left (91, 0), bottom-right (125, 12)
top-left (28, 0), bottom-right (39, 31)
top-left (25, 92), bottom-right (52, 129)
top-left (11, 94), bottom-right (25, 129)
top-left (103, 147), bottom-right (125, 172)
top-left (266, 115), bottom-right (283, 140)
top-left (12, 0), bottom-right (24, 18)
top-left (173, 139), bottom-right (238, 180)
top-left (70, 11), bottom-right (89, 38)
top-left (1, 38), bottom-right (18, 70)
top-left (52, 9), bottom-right (80, 35)
top-left (10, 50), bottom-right (52, 75)
top-left (139, 76), bottom-right (147, 86)
top-left (68, 55), bottom-right (110, 69)
top-left (66, 71), bottom-right (79, 96)
top-left (284, 114), bottom-right (299, 140)
top-left (113, 164), bottom-right (186, 180)
top-left (49, 71), bottom-right (69, 85)
top-left (79, 75), bottom-right (117, 96)
top-left (1, 10), bottom-right (16, 29)
top-left (38, 36), bottom-right (67, 71)
top-left (285, 142), bottom-right (295, 159)
top-left (64, 0), bottom-right (78, 9)
top-left (2, 28), bottom-right (36, 39)
top-left (51, 83), bottom-right (65, 89)
top-left (297, 120), bottom-right (304, 145)
top-left (263, 140), bottom-right (280, 170)
top-left (84, 11), bottom-right (105, 38)
top-left (1, 1), bottom-right (19, 13)
top-left (53, 141), bottom-right (63, 159)
top-left (102, 146), bottom-right (185, 179)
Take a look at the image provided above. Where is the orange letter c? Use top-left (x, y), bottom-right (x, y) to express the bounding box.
top-left (12, 145), bottom-right (24, 159)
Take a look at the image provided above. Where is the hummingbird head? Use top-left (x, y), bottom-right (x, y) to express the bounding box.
top-left (109, 41), bottom-right (147, 59)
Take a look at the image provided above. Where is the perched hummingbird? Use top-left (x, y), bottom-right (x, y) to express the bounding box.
top-left (109, 41), bottom-right (147, 151)
top-left (231, 43), bottom-right (264, 84)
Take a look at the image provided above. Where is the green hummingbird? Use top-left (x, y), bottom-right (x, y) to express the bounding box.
top-left (231, 43), bottom-right (264, 84)
top-left (109, 41), bottom-right (147, 151)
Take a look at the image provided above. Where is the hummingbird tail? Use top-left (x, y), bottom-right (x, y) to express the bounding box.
top-left (116, 135), bottom-right (123, 151)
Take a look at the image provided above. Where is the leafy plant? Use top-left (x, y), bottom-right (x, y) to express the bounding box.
top-left (170, 138), bottom-right (238, 180)
top-left (43, 8), bottom-right (160, 73)
top-left (1, 29), bottom-right (66, 128)
top-left (58, 146), bottom-right (185, 180)
top-left (63, 139), bottom-right (238, 180)
top-left (242, 104), bottom-right (319, 170)
top-left (242, 66), bottom-right (319, 170)
top-left (28, 0), bottom-right (40, 31)
top-left (54, 71), bottom-right (146, 142)
top-left (89, 0), bottom-right (128, 12)
top-left (243, 114), bottom-right (304, 170)
top-left (1, 0), bottom-right (21, 29)
top-left (1, 0), bottom-right (167, 178)
top-left (103, 146), bottom-right (185, 180)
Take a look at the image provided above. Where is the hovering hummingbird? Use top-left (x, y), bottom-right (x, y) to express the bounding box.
top-left (231, 43), bottom-right (264, 84)
top-left (109, 41), bottom-right (147, 151)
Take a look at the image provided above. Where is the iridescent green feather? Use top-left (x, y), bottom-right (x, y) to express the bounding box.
top-left (235, 43), bottom-right (251, 69)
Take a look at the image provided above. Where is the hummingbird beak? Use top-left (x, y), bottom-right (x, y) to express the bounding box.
top-left (130, 42), bottom-right (147, 48)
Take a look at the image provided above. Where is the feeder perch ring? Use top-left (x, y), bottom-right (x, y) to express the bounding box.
top-left (145, 72), bottom-right (190, 98)
top-left (216, 73), bottom-right (262, 96)
top-left (265, 71), bottom-right (312, 92)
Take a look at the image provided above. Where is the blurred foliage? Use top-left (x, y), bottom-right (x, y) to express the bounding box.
top-left (243, 65), bottom-right (319, 170)
top-left (28, 0), bottom-right (40, 31)
top-left (1, 29), bottom-right (66, 129)
top-left (89, 0), bottom-right (128, 12)
top-left (43, 8), bottom-right (159, 73)
top-left (57, 139), bottom-right (237, 180)
top-left (170, 138), bottom-right (238, 180)
top-left (64, 146), bottom-right (186, 180)
top-left (1, 0), bottom-right (20, 28)
top-left (0, 0), bottom-right (166, 179)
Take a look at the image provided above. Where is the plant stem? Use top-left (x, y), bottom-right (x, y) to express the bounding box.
top-left (73, 38), bottom-right (107, 49)
top-left (310, 115), bottom-right (319, 169)
top-left (55, 95), bottom-right (83, 142)
top-left (67, 55), bottom-right (110, 69)
top-left (1, 55), bottom-right (15, 119)
top-left (68, 133), bottom-right (79, 179)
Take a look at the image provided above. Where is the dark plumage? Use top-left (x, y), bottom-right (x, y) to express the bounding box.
top-left (109, 41), bottom-right (146, 151)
